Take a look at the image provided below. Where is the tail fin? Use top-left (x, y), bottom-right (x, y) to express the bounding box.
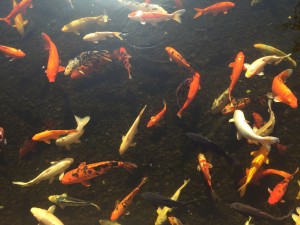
top-left (74, 115), bottom-right (90, 131)
top-left (275, 54), bottom-right (291, 65)
top-left (12, 181), bottom-right (30, 186)
top-left (114, 32), bottom-right (123, 41)
top-left (260, 136), bottom-right (279, 148)
top-left (90, 203), bottom-right (101, 211)
top-left (172, 9), bottom-right (186, 23)
top-left (122, 162), bottom-right (138, 173)
top-left (194, 8), bottom-right (204, 19)
top-left (139, 105), bottom-right (147, 117)
top-left (0, 17), bottom-right (11, 25)
top-left (238, 183), bottom-right (248, 197)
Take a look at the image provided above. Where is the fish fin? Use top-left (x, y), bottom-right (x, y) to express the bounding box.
top-left (223, 11), bottom-right (228, 14)
top-left (229, 62), bottom-right (235, 68)
top-left (273, 96), bottom-right (283, 102)
top-left (238, 183), bottom-right (247, 197)
top-left (194, 8), bottom-right (203, 18)
top-left (49, 177), bottom-right (55, 184)
top-left (78, 162), bottom-right (87, 169)
top-left (236, 131), bottom-right (243, 140)
top-left (44, 140), bottom-right (51, 144)
top-left (197, 165), bottom-right (200, 171)
top-left (47, 205), bottom-right (56, 214)
top-left (58, 66), bottom-right (65, 72)
top-left (81, 180), bottom-right (91, 187)
top-left (253, 125), bottom-right (258, 132)
top-left (292, 214), bottom-right (299, 222)
top-left (280, 199), bottom-right (285, 203)
top-left (9, 58), bottom-right (16, 61)
top-left (114, 32), bottom-right (123, 40)
top-left (208, 163), bottom-right (213, 168)
top-left (296, 207), bottom-right (300, 214)
top-left (156, 207), bottom-right (162, 214)
top-left (140, 21), bottom-right (146, 25)
top-left (75, 31), bottom-right (80, 35)
top-left (60, 204), bottom-right (65, 209)
top-left (23, 20), bottom-right (28, 26)
top-left (268, 188), bottom-right (272, 193)
top-left (229, 118), bottom-right (234, 123)
top-left (29, 3), bottom-right (33, 8)
top-left (169, 57), bottom-right (173, 61)
top-left (91, 203), bottom-right (100, 211)
top-left (172, 9), bottom-right (185, 23)
top-left (130, 142), bottom-right (136, 147)
top-left (59, 172), bottom-right (64, 180)
top-left (50, 161), bottom-right (58, 165)
top-left (93, 41), bottom-right (98, 43)
top-left (258, 71), bottom-right (264, 76)
top-left (244, 63), bottom-right (250, 69)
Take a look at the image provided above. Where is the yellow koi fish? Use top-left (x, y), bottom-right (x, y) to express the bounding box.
top-left (12, 0), bottom-right (28, 36)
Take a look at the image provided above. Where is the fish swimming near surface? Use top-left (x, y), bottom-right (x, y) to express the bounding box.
top-left (61, 15), bottom-right (109, 35)
top-left (31, 205), bottom-right (64, 225)
top-left (230, 202), bottom-right (293, 221)
top-left (165, 47), bottom-right (191, 71)
top-left (111, 177), bottom-right (148, 221)
top-left (194, 2), bottom-right (235, 18)
top-left (12, 0), bottom-right (28, 36)
top-left (83, 32), bottom-right (123, 43)
top-left (0, 45), bottom-right (25, 61)
top-left (128, 9), bottom-right (186, 26)
top-left (60, 161), bottom-right (137, 187)
top-left (155, 179), bottom-right (190, 225)
top-left (222, 97), bottom-right (250, 115)
top-left (254, 43), bottom-right (297, 68)
top-left (41, 32), bottom-right (65, 82)
top-left (119, 105), bottom-right (147, 155)
top-left (211, 88), bottom-right (230, 114)
top-left (117, 0), bottom-right (167, 14)
top-left (12, 158), bottom-right (74, 186)
top-left (272, 69), bottom-right (297, 108)
top-left (56, 115), bottom-right (90, 150)
top-left (48, 193), bottom-right (100, 210)
top-left (147, 99), bottom-right (167, 128)
top-left (141, 192), bottom-right (195, 208)
top-left (32, 129), bottom-right (77, 144)
top-left (229, 110), bottom-right (279, 149)
top-left (0, 0), bottom-right (32, 25)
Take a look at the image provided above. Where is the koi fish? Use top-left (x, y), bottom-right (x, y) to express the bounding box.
top-left (128, 9), bottom-right (185, 26)
top-left (197, 153), bottom-right (214, 192)
top-left (70, 65), bottom-right (92, 79)
top-left (0, 127), bottom-right (7, 146)
top-left (165, 47), bottom-right (191, 71)
top-left (83, 32), bottom-right (123, 43)
top-left (117, 0), bottom-right (167, 14)
top-left (292, 207), bottom-right (300, 225)
top-left (12, 158), bottom-right (74, 186)
top-left (19, 139), bottom-right (37, 158)
top-left (245, 216), bottom-right (253, 225)
top-left (272, 69), bottom-right (297, 108)
top-left (194, 2), bottom-right (235, 18)
top-left (99, 220), bottom-right (121, 225)
top-left (55, 115), bottom-right (90, 150)
top-left (211, 88), bottom-right (230, 114)
top-left (155, 179), bottom-right (190, 225)
top-left (48, 193), bottom-right (100, 210)
top-left (238, 146), bottom-right (270, 197)
top-left (168, 215), bottom-right (184, 225)
top-left (228, 52), bottom-right (245, 101)
top-left (62, 15), bottom-right (109, 35)
top-left (31, 205), bottom-right (63, 225)
top-left (230, 202), bottom-right (293, 221)
top-left (254, 43), bottom-right (297, 68)
top-left (147, 99), bottom-right (166, 128)
top-left (252, 112), bottom-right (265, 129)
top-left (244, 54), bottom-right (290, 78)
top-left (222, 97), bottom-right (250, 115)
top-left (111, 47), bottom-right (132, 79)
top-left (60, 161), bottom-right (137, 187)
top-left (119, 105), bottom-right (147, 155)
top-left (0, 0), bottom-right (32, 25)
top-left (297, 180), bottom-right (300, 200)
top-left (229, 110), bottom-right (279, 149)
top-left (32, 129), bottom-right (77, 144)
top-left (41, 33), bottom-right (65, 82)
top-left (177, 71), bottom-right (201, 118)
top-left (111, 177), bottom-right (148, 221)
top-left (0, 45), bottom-right (25, 61)
top-left (12, 0), bottom-right (28, 36)
top-left (268, 167), bottom-right (299, 204)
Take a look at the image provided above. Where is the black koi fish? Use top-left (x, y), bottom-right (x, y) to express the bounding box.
top-left (230, 202), bottom-right (293, 221)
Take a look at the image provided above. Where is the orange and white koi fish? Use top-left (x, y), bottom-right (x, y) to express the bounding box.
top-left (197, 153), bottom-right (214, 192)
top-left (268, 168), bottom-right (299, 204)
top-left (272, 69), bottom-right (297, 108)
top-left (238, 146), bottom-right (270, 197)
top-left (60, 161), bottom-right (137, 187)
top-left (147, 99), bottom-right (166, 128)
top-left (41, 33), bottom-right (65, 82)
top-left (222, 98), bottom-right (250, 115)
top-left (32, 129), bottom-right (77, 144)
top-left (0, 0), bottom-right (32, 25)
top-left (177, 71), bottom-right (201, 118)
top-left (228, 52), bottom-right (245, 101)
top-left (0, 45), bottom-right (25, 61)
top-left (168, 215), bottom-right (184, 225)
top-left (165, 47), bottom-right (191, 71)
top-left (194, 2), bottom-right (235, 18)
top-left (128, 9), bottom-right (185, 26)
top-left (111, 177), bottom-right (148, 221)
top-left (112, 47), bottom-right (132, 79)
top-left (12, 0), bottom-right (28, 36)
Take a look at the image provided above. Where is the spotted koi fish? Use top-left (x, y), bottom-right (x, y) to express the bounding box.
top-left (60, 161), bottom-right (138, 187)
top-left (222, 97), bottom-right (250, 115)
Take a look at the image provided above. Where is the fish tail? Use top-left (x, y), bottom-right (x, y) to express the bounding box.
top-left (139, 177), bottom-right (148, 187)
top-left (121, 162), bottom-right (138, 173)
top-left (139, 105), bottom-right (147, 117)
top-left (91, 203), bottom-right (101, 211)
top-left (12, 181), bottom-right (30, 186)
top-left (238, 183), bottom-right (248, 197)
top-left (0, 17), bottom-right (11, 25)
top-left (114, 32), bottom-right (123, 41)
top-left (172, 9), bottom-right (186, 23)
top-left (74, 115), bottom-right (90, 131)
top-left (260, 136), bottom-right (279, 147)
top-left (194, 8), bottom-right (204, 19)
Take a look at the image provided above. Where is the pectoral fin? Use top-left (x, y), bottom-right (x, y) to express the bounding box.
top-left (47, 205), bottom-right (56, 214)
top-left (237, 131), bottom-right (243, 140)
top-left (59, 172), bottom-right (64, 180)
top-left (49, 177), bottom-right (54, 184)
top-left (81, 180), bottom-right (91, 187)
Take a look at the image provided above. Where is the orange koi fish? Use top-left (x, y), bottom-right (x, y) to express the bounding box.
top-left (228, 52), bottom-right (245, 101)
top-left (222, 98), bottom-right (250, 115)
top-left (147, 99), bottom-right (167, 128)
top-left (60, 161), bottom-right (137, 187)
top-left (197, 153), bottom-right (214, 192)
top-left (165, 47), bottom-right (191, 71)
top-left (12, 0), bottom-right (28, 36)
top-left (111, 177), bottom-right (148, 221)
top-left (177, 71), bottom-right (201, 118)
top-left (268, 168), bottom-right (299, 204)
top-left (41, 32), bottom-right (65, 82)
top-left (32, 129), bottom-right (77, 144)
top-left (0, 0), bottom-right (32, 25)
top-left (194, 2), bottom-right (235, 19)
top-left (116, 47), bottom-right (132, 79)
top-left (19, 139), bottom-right (37, 158)
top-left (0, 45), bottom-right (25, 61)
top-left (252, 112), bottom-right (265, 129)
top-left (168, 215), bottom-right (184, 225)
top-left (272, 69), bottom-right (297, 108)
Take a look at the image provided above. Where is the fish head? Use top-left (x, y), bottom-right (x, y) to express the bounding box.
top-left (286, 93), bottom-right (298, 108)
top-left (128, 10), bottom-right (143, 20)
top-left (61, 25), bottom-right (70, 32)
top-left (48, 195), bottom-right (58, 203)
top-left (65, 59), bottom-right (79, 75)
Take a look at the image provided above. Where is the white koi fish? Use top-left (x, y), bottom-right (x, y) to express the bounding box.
top-left (244, 54), bottom-right (291, 78)
top-left (12, 158), bottom-right (74, 186)
top-left (119, 105), bottom-right (147, 155)
top-left (31, 205), bottom-right (64, 225)
top-left (155, 179), bottom-right (190, 225)
top-left (56, 115), bottom-right (90, 150)
top-left (117, 0), bottom-right (167, 14)
top-left (83, 32), bottom-right (123, 43)
top-left (229, 110), bottom-right (279, 149)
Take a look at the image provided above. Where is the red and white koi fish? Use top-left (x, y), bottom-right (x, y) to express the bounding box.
top-left (147, 99), bottom-right (166, 128)
top-left (194, 2), bottom-right (235, 18)
top-left (197, 153), bottom-right (214, 192)
top-left (0, 0), bottom-right (32, 25)
top-left (0, 45), bottom-right (25, 61)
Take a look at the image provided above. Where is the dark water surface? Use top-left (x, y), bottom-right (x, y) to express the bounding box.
top-left (0, 0), bottom-right (299, 224)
